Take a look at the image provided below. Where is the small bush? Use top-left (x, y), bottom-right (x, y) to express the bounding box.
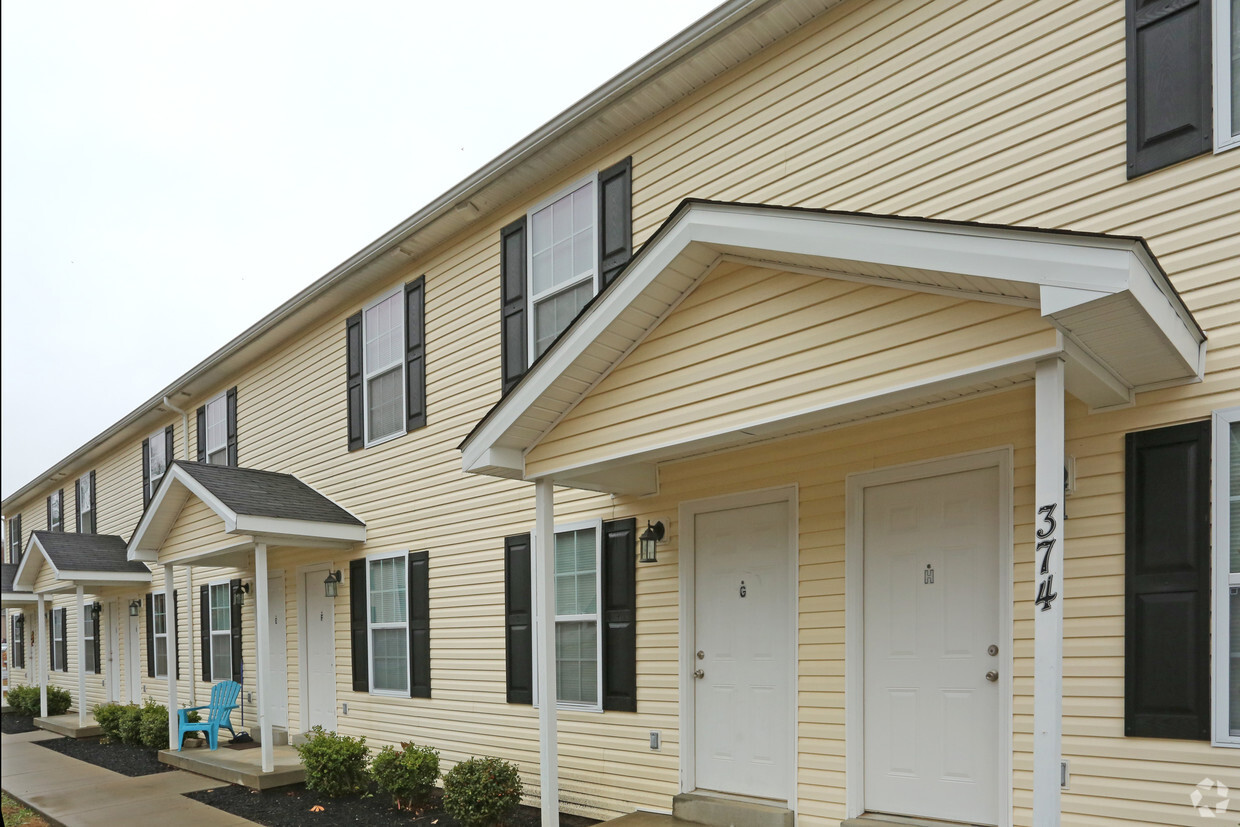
top-left (6, 684), bottom-right (71, 717)
top-left (442, 756), bottom-right (523, 827)
top-left (118, 703), bottom-right (144, 746)
top-left (139, 700), bottom-right (171, 749)
top-left (372, 742), bottom-right (440, 811)
top-left (93, 702), bottom-right (130, 742)
top-left (294, 726), bottom-right (370, 797)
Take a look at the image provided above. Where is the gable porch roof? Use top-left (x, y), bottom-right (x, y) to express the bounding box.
top-left (14, 531), bottom-right (152, 594)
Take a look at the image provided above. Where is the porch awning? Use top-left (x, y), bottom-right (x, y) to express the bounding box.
top-left (460, 200), bottom-right (1206, 494)
top-left (13, 532), bottom-right (152, 594)
top-left (127, 461), bottom-right (366, 564)
top-left (2, 562), bottom-right (38, 606)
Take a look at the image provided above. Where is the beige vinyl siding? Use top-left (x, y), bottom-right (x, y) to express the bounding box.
top-left (0, 0), bottom-right (1233, 821)
top-left (158, 498), bottom-right (245, 564)
top-left (527, 263), bottom-right (1059, 475)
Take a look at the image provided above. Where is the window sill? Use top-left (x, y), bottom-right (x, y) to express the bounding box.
top-left (368, 688), bottom-right (410, 699)
top-left (363, 430), bottom-right (405, 450)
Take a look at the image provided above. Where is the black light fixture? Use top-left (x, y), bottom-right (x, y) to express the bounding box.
top-left (639, 520), bottom-right (665, 564)
top-left (323, 570), bottom-right (342, 599)
top-left (129, 599), bottom-right (141, 617)
top-left (90, 602), bottom-right (102, 621)
top-left (232, 581), bottom-right (250, 607)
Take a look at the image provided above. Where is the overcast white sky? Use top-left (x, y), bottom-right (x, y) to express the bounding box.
top-left (1, 0), bottom-right (722, 500)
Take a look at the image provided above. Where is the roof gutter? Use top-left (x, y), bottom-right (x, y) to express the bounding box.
top-left (1, 0), bottom-right (780, 510)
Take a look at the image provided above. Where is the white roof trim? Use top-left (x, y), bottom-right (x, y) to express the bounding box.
top-left (14, 534), bottom-right (60, 590)
top-left (13, 534), bottom-right (152, 590)
top-left (461, 202), bottom-right (1205, 481)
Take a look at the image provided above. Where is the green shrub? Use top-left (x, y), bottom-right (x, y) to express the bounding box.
top-left (371, 742), bottom-right (440, 811)
top-left (118, 703), bottom-right (144, 746)
top-left (294, 726), bottom-right (370, 797)
top-left (93, 702), bottom-right (130, 742)
top-left (5, 684), bottom-right (71, 717)
top-left (442, 756), bottom-right (523, 827)
top-left (139, 700), bottom-right (171, 749)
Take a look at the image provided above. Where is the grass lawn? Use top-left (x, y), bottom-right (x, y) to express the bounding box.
top-left (1, 791), bottom-right (50, 827)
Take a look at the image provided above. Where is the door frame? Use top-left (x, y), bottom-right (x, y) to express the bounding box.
top-left (678, 485), bottom-right (799, 807)
top-left (297, 563), bottom-right (337, 734)
top-left (106, 599), bottom-right (121, 703)
top-left (266, 573), bottom-right (289, 728)
top-left (844, 447), bottom-right (1014, 826)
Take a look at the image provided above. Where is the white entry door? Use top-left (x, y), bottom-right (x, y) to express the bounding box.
top-left (106, 601), bottom-right (121, 703)
top-left (692, 496), bottom-right (793, 802)
top-left (301, 569), bottom-right (337, 732)
top-left (863, 466), bottom-right (1001, 825)
top-left (126, 598), bottom-right (142, 704)
top-left (265, 575), bottom-right (289, 728)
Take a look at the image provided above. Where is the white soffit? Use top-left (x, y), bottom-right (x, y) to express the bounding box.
top-left (461, 201), bottom-right (1206, 482)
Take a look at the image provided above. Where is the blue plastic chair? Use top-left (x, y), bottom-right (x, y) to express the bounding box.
top-left (177, 680), bottom-right (241, 750)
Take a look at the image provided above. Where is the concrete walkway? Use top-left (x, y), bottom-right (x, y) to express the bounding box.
top-left (1, 729), bottom-right (256, 826)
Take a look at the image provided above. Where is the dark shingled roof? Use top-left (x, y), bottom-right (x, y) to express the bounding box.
top-left (173, 461), bottom-right (363, 526)
top-left (2, 563), bottom-right (17, 593)
top-left (31, 532), bottom-right (151, 574)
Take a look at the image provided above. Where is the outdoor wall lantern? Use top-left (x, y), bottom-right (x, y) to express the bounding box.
top-left (323, 570), bottom-right (342, 599)
top-left (639, 521), bottom-right (665, 564)
top-left (129, 599), bottom-right (141, 617)
top-left (90, 602), bottom-right (102, 621)
top-left (232, 581), bottom-right (250, 607)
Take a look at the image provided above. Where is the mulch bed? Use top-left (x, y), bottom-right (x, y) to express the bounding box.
top-left (1, 712), bottom-right (39, 734)
top-left (186, 783), bottom-right (601, 827)
top-left (34, 735), bottom-right (176, 776)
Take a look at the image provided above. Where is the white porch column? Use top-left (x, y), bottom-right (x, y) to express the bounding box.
top-left (534, 478), bottom-right (558, 827)
top-left (1033, 357), bottom-right (1065, 826)
top-left (37, 593), bottom-right (47, 718)
top-left (186, 567), bottom-right (196, 706)
top-left (165, 563), bottom-right (179, 749)
top-left (255, 543), bottom-right (274, 773)
top-left (77, 586), bottom-right (87, 727)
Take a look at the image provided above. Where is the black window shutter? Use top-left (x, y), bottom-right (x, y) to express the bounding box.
top-left (48, 609), bottom-right (54, 670)
top-left (601, 518), bottom-right (638, 712)
top-left (230, 578), bottom-right (243, 684)
top-left (56, 489), bottom-right (64, 531)
top-left (200, 584), bottom-right (211, 682)
top-left (75, 478), bottom-right (83, 533)
top-left (598, 157), bottom-right (633, 288)
top-left (504, 533), bottom-right (533, 704)
top-left (226, 387), bottom-right (238, 466)
top-left (1124, 420), bottom-right (1211, 739)
top-left (146, 594), bottom-right (155, 677)
top-left (405, 277), bottom-right (427, 432)
top-left (87, 471), bottom-right (96, 534)
top-left (11, 514), bottom-right (21, 565)
top-left (1126, 0), bottom-right (1213, 178)
top-left (196, 406), bottom-right (207, 462)
top-left (142, 438), bottom-right (151, 508)
top-left (92, 607), bottom-right (101, 675)
top-left (164, 427), bottom-right (175, 481)
top-left (346, 312), bottom-right (364, 451)
top-left (499, 218), bottom-right (528, 395)
top-left (58, 608), bottom-right (68, 671)
top-left (349, 558), bottom-right (369, 692)
top-left (46, 495), bottom-right (51, 531)
top-left (408, 550), bottom-right (431, 698)
top-left (173, 590), bottom-right (181, 680)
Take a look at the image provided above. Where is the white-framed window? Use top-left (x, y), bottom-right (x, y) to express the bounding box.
top-left (52, 609), bottom-right (66, 671)
top-left (78, 472), bottom-right (92, 532)
top-left (367, 551), bottom-right (408, 695)
top-left (83, 607), bottom-right (96, 672)
top-left (534, 520), bottom-right (603, 711)
top-left (153, 591), bottom-right (169, 678)
top-left (1216, 0), bottom-right (1240, 151)
top-left (528, 176), bottom-right (598, 361)
top-left (147, 429), bottom-right (168, 501)
top-left (49, 490), bottom-right (63, 532)
top-left (204, 394), bottom-right (229, 465)
top-left (1214, 405), bottom-right (1240, 746)
top-left (209, 582), bottom-right (232, 681)
top-left (363, 289), bottom-right (406, 446)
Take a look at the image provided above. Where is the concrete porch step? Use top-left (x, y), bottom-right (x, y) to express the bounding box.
top-left (34, 713), bottom-right (103, 739)
top-left (842, 815), bottom-right (990, 827)
top-left (672, 793), bottom-right (794, 827)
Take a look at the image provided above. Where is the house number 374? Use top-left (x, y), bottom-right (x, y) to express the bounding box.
top-left (1034, 503), bottom-right (1059, 612)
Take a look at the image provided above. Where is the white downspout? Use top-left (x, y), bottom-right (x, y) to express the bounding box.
top-left (162, 397), bottom-right (191, 461)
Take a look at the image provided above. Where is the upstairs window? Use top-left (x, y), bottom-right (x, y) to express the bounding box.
top-left (197, 389), bottom-right (237, 466)
top-left (1216, 0), bottom-right (1240, 150)
top-left (529, 179), bottom-right (597, 360)
top-left (47, 489), bottom-right (63, 532)
top-left (142, 426), bottom-right (174, 507)
top-left (8, 514), bottom-right (21, 565)
top-left (345, 279), bottom-right (425, 451)
top-left (364, 290), bottom-right (405, 444)
top-left (76, 471), bottom-right (95, 534)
